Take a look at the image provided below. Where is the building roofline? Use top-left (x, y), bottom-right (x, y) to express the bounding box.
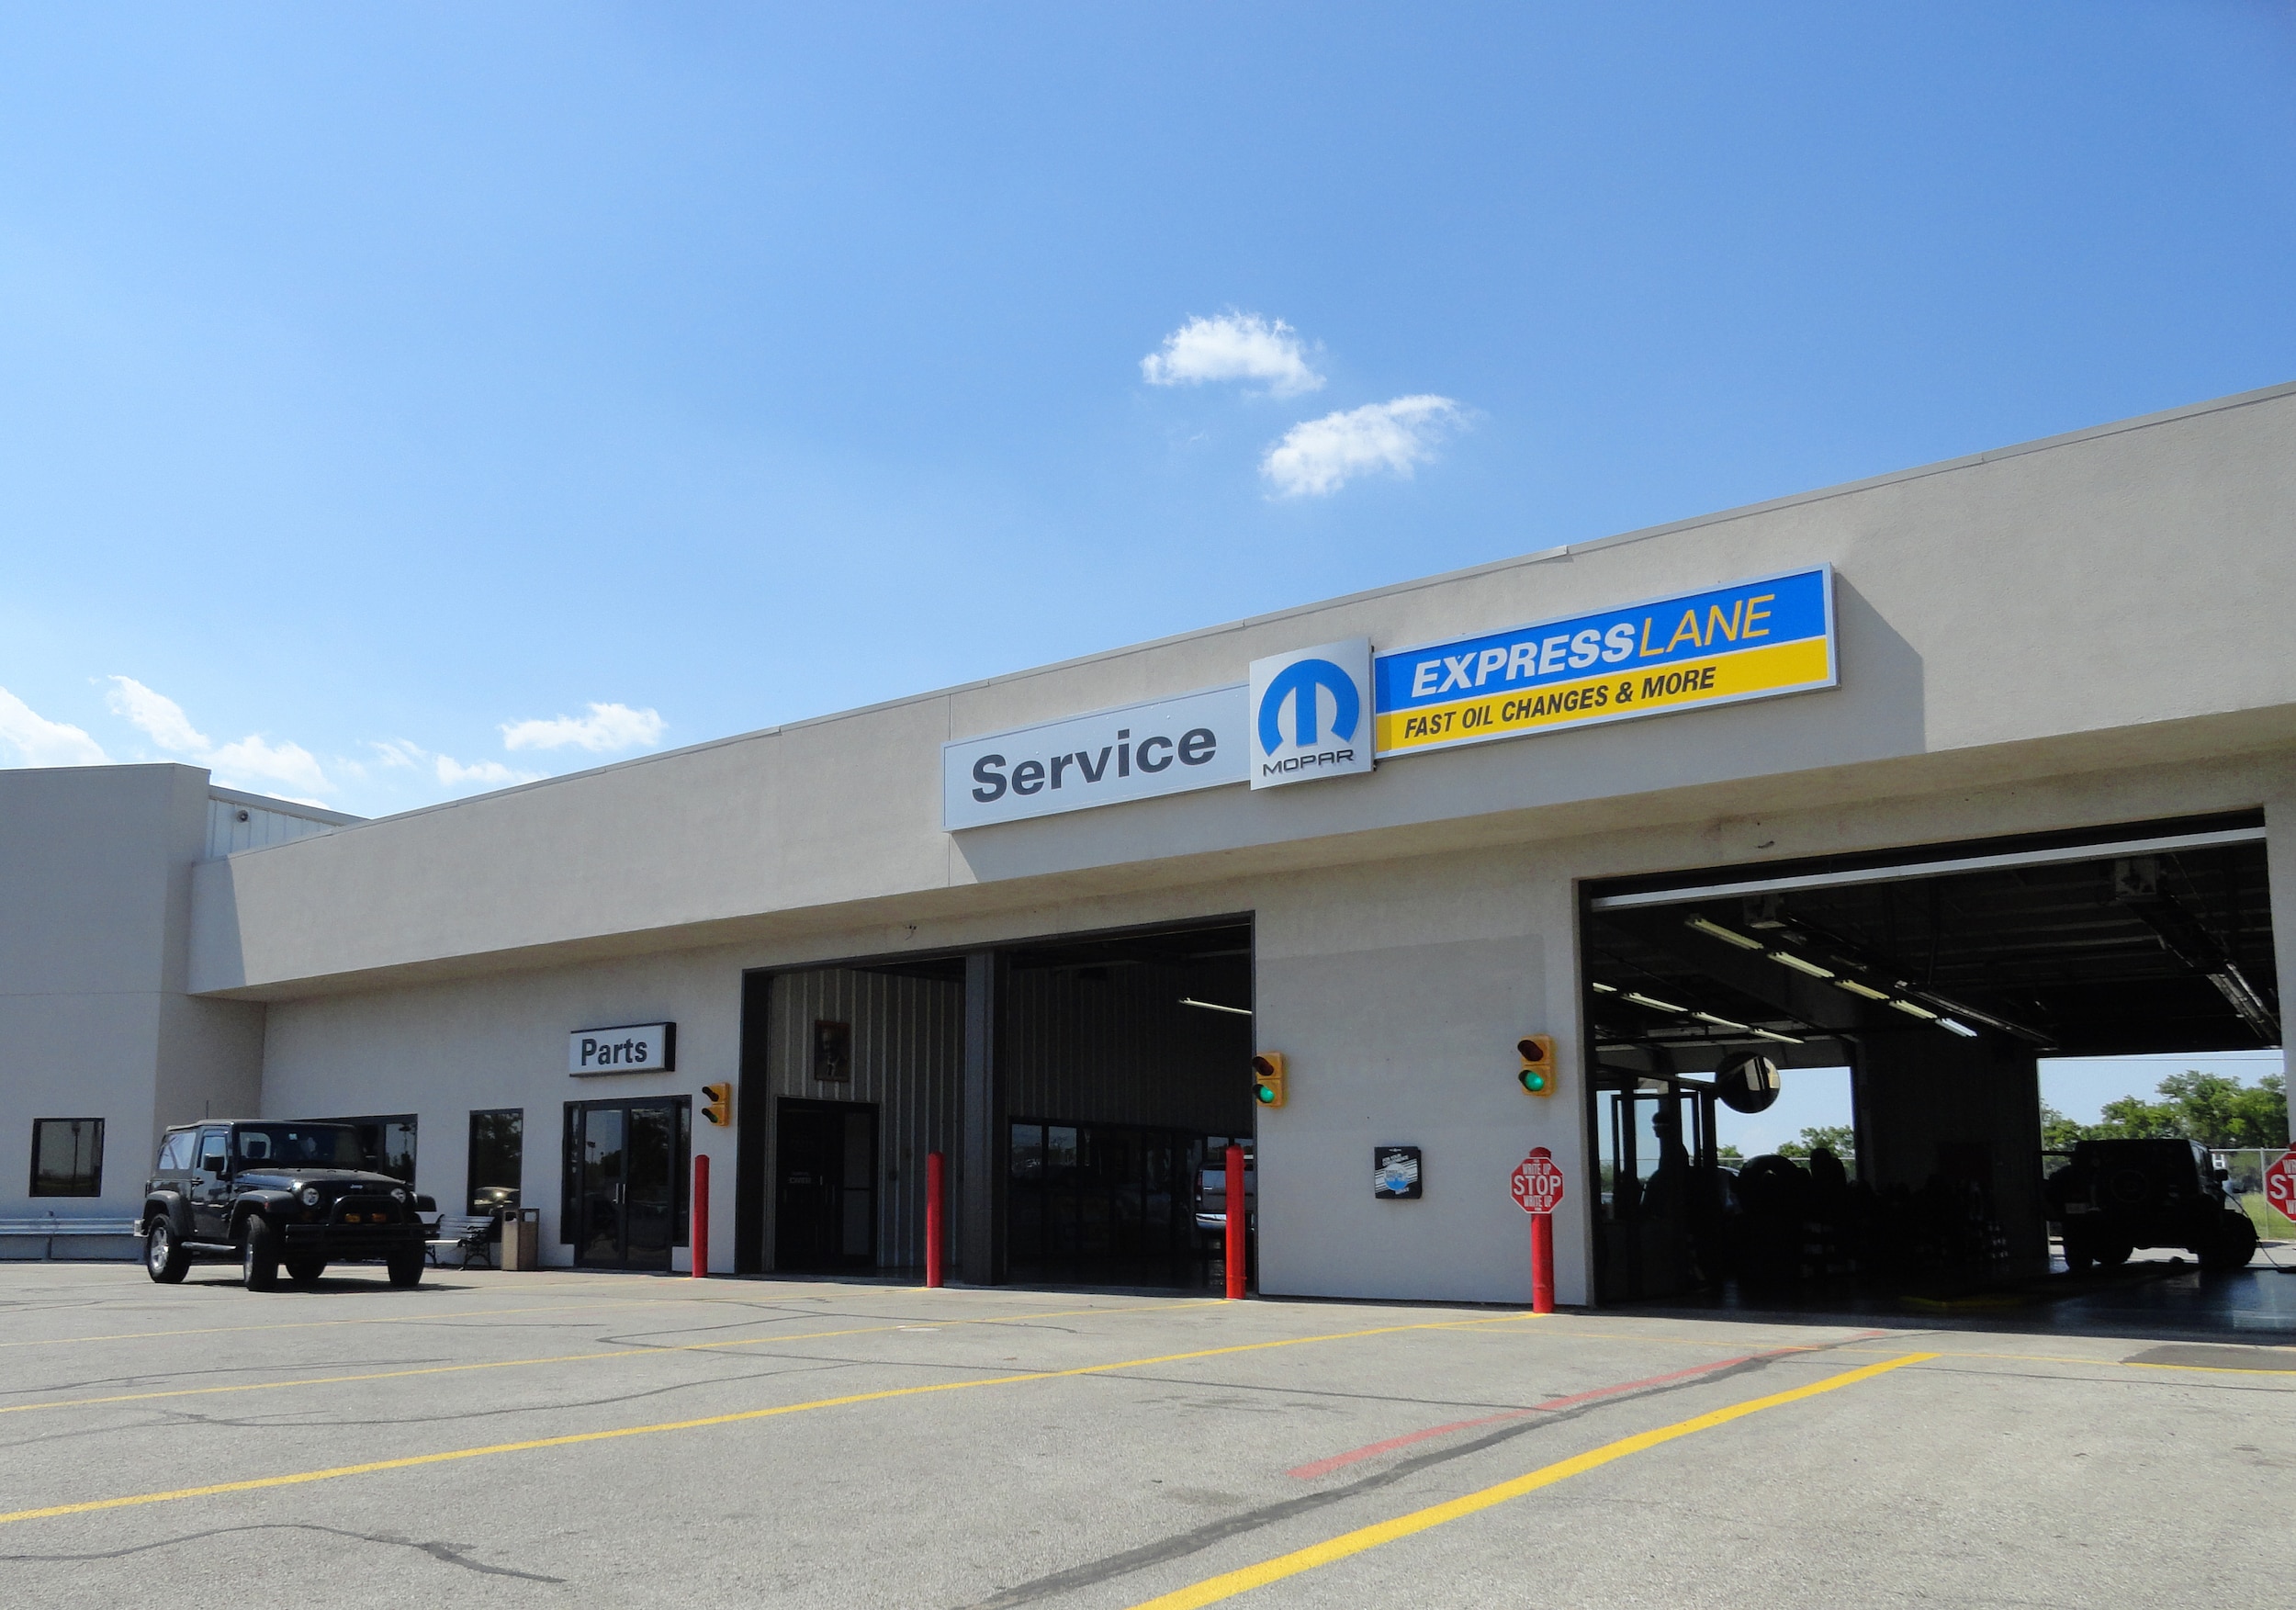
top-left (288, 377), bottom-right (2296, 840)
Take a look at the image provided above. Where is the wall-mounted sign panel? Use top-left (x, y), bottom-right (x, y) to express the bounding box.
top-left (944, 685), bottom-right (1249, 829)
top-left (568, 1022), bottom-right (675, 1075)
top-left (1248, 638), bottom-right (1374, 790)
top-left (1372, 567), bottom-right (1834, 758)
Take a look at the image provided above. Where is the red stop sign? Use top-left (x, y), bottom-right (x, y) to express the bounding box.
top-left (1511, 1147), bottom-right (1564, 1215)
top-left (2264, 1149), bottom-right (2296, 1222)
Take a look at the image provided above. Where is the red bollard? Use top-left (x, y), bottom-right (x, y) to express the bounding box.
top-left (692, 1154), bottom-right (710, 1279)
top-left (1223, 1143), bottom-right (1246, 1300)
top-left (1530, 1211), bottom-right (1554, 1314)
top-left (925, 1151), bottom-right (946, 1289)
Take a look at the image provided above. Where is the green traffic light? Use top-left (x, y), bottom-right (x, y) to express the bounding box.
top-left (1520, 1070), bottom-right (1548, 1093)
top-left (1255, 1085), bottom-right (1277, 1104)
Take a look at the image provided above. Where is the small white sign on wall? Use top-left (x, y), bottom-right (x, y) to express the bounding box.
top-left (569, 1022), bottom-right (676, 1075)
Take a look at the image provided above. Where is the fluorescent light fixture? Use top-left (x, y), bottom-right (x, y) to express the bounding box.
top-left (1768, 951), bottom-right (1836, 980)
top-left (1589, 981), bottom-right (1619, 994)
top-left (1887, 998), bottom-right (1939, 1020)
top-left (1622, 991), bottom-right (1687, 1014)
top-left (1938, 1017), bottom-right (1978, 1038)
top-left (1753, 1029), bottom-right (1806, 1045)
top-left (1686, 917), bottom-right (1765, 951)
top-left (1178, 997), bottom-right (1253, 1017)
top-left (1833, 978), bottom-right (1891, 1001)
top-left (1693, 1011), bottom-right (1750, 1030)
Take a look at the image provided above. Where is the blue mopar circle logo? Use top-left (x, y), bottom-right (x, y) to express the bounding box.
top-left (1258, 658), bottom-right (1360, 752)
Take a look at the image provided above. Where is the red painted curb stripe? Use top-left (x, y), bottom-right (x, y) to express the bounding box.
top-left (1286, 1354), bottom-right (1761, 1480)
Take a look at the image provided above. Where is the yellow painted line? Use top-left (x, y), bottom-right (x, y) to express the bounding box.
top-left (1125, 1351), bottom-right (1935, 1610)
top-left (1837, 1345), bottom-right (2296, 1378)
top-left (0, 1312), bottom-right (1544, 1526)
top-left (0, 1300), bottom-right (1218, 1416)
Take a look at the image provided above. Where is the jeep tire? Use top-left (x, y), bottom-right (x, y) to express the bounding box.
top-left (2092, 1237), bottom-right (2132, 1270)
top-left (241, 1216), bottom-right (281, 1291)
top-left (2200, 1212), bottom-right (2258, 1273)
top-left (145, 1220), bottom-right (189, 1284)
top-left (385, 1252), bottom-right (423, 1289)
top-left (285, 1257), bottom-right (326, 1284)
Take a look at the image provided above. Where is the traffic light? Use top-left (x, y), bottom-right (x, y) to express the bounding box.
top-left (702, 1083), bottom-right (734, 1127)
top-left (1516, 1035), bottom-right (1557, 1097)
top-left (1251, 1052), bottom-right (1288, 1109)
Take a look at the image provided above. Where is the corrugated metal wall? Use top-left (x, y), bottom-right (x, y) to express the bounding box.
top-left (204, 795), bottom-right (346, 859)
top-left (763, 966), bottom-right (963, 1269)
top-left (1004, 960), bottom-right (1255, 1133)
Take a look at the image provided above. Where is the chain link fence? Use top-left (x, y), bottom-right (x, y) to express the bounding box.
top-left (2211, 1147), bottom-right (2296, 1238)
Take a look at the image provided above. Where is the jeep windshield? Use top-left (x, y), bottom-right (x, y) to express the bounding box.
top-left (234, 1125), bottom-right (367, 1168)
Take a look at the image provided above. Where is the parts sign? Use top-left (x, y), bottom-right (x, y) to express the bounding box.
top-left (1510, 1147), bottom-right (1563, 1215)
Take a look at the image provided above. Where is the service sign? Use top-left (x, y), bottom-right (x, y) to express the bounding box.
top-left (1373, 567), bottom-right (1835, 758)
top-left (943, 685), bottom-right (1248, 829)
top-left (1248, 637), bottom-right (1374, 790)
top-left (568, 1022), bottom-right (675, 1076)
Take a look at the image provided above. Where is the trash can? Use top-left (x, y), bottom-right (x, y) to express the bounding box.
top-left (500, 1207), bottom-right (541, 1271)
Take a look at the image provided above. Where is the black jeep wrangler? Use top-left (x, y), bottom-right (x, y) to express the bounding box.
top-left (141, 1120), bottom-right (433, 1289)
top-left (2044, 1137), bottom-right (2259, 1274)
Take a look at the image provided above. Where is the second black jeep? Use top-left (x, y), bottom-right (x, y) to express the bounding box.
top-left (141, 1120), bottom-right (433, 1289)
top-left (2044, 1137), bottom-right (2259, 1274)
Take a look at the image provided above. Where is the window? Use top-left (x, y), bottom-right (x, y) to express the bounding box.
top-left (30, 1119), bottom-right (104, 1197)
top-left (467, 1109), bottom-right (524, 1214)
top-left (156, 1132), bottom-right (194, 1172)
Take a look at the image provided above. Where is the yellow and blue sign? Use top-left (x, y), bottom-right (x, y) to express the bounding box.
top-left (1372, 567), bottom-right (1835, 757)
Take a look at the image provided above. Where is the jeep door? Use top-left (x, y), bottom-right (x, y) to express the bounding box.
top-left (190, 1127), bottom-right (233, 1240)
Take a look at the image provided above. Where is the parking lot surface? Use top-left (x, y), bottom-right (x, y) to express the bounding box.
top-left (0, 1263), bottom-right (2289, 1607)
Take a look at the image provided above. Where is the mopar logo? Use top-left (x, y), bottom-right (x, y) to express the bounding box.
top-left (1247, 637), bottom-right (1376, 790)
top-left (1257, 659), bottom-right (1360, 751)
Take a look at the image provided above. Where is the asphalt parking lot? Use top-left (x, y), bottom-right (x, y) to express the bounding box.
top-left (0, 1263), bottom-right (2289, 1608)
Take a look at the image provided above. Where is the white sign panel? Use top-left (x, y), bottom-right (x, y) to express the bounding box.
top-left (1247, 637), bottom-right (1375, 789)
top-left (568, 1022), bottom-right (675, 1076)
top-left (943, 685), bottom-right (1248, 829)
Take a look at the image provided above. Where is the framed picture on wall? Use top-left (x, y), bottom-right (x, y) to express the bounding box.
top-left (813, 1019), bottom-right (852, 1081)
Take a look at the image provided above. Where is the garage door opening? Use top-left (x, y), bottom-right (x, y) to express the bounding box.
top-left (737, 918), bottom-right (1255, 1289)
top-left (1581, 812), bottom-right (2290, 1334)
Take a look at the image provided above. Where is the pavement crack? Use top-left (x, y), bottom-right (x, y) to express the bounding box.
top-left (956, 1341), bottom-right (1865, 1608)
top-left (0, 1521), bottom-right (564, 1581)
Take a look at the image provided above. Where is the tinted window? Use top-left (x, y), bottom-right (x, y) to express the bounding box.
top-left (157, 1132), bottom-right (194, 1172)
top-left (197, 1130), bottom-right (230, 1171)
top-left (467, 1109), bottom-right (523, 1212)
top-left (30, 1119), bottom-right (104, 1197)
top-left (235, 1125), bottom-right (366, 1167)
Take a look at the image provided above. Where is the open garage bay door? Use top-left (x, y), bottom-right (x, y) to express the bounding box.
top-left (1581, 811), bottom-right (2288, 1333)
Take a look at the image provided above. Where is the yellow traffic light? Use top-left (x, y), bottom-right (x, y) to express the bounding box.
top-left (1516, 1035), bottom-right (1557, 1097)
top-left (702, 1083), bottom-right (735, 1127)
top-left (1251, 1052), bottom-right (1288, 1109)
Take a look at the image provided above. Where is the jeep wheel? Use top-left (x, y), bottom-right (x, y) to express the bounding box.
top-left (2200, 1213), bottom-right (2258, 1273)
top-left (241, 1217), bottom-right (281, 1290)
top-left (144, 1220), bottom-right (189, 1284)
top-left (285, 1257), bottom-right (326, 1284)
top-left (2092, 1237), bottom-right (2132, 1269)
top-left (385, 1252), bottom-right (423, 1289)
top-left (2061, 1241), bottom-right (2096, 1275)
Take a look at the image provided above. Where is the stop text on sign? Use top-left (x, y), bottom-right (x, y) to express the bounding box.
top-left (1511, 1146), bottom-right (1564, 1215)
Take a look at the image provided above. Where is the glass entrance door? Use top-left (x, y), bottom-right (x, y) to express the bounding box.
top-left (1595, 1073), bottom-right (1724, 1302)
top-left (566, 1098), bottom-right (688, 1270)
top-left (774, 1099), bottom-right (877, 1272)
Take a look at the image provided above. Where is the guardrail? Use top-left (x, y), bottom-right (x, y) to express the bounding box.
top-left (0, 1214), bottom-right (141, 1259)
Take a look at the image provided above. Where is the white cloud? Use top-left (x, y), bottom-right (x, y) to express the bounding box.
top-left (1260, 394), bottom-right (1465, 498)
top-left (99, 674), bottom-right (334, 796)
top-left (104, 676), bottom-right (210, 754)
top-left (368, 739), bottom-right (425, 770)
top-left (501, 702), bottom-right (666, 754)
top-left (1141, 312), bottom-right (1323, 397)
top-left (0, 688), bottom-right (109, 767)
top-left (205, 734), bottom-right (332, 796)
top-left (435, 755), bottom-right (535, 788)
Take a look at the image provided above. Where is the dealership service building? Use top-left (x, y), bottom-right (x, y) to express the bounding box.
top-left (6, 382), bottom-right (2291, 1308)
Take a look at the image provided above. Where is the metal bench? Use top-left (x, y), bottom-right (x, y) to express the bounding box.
top-left (426, 1214), bottom-right (497, 1269)
top-left (0, 1215), bottom-right (141, 1259)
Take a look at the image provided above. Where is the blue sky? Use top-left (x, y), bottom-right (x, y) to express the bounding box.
top-left (3, 4), bottom-right (2294, 815)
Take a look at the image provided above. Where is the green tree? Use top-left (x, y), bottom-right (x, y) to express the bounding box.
top-left (2040, 1071), bottom-right (2287, 1149)
top-left (1777, 1125), bottom-right (1855, 1160)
